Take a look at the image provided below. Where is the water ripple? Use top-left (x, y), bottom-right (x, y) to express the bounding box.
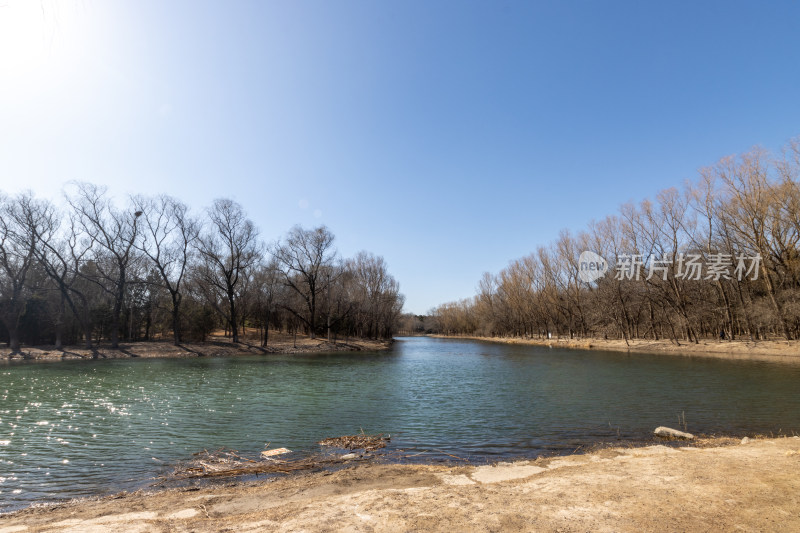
top-left (1, 338), bottom-right (799, 512)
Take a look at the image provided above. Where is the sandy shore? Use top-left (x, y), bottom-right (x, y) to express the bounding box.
top-left (0, 332), bottom-right (392, 361)
top-left (431, 334), bottom-right (800, 363)
top-left (2, 437), bottom-right (799, 532)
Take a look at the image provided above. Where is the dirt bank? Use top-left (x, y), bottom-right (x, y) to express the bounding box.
top-left (431, 334), bottom-right (800, 363)
top-left (0, 332), bottom-right (392, 361)
top-left (2, 437), bottom-right (799, 532)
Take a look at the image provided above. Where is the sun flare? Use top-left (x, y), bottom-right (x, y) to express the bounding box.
top-left (0, 0), bottom-right (87, 80)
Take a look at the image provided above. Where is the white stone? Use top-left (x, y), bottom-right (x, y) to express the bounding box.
top-left (261, 447), bottom-right (291, 458)
top-left (654, 426), bottom-right (695, 440)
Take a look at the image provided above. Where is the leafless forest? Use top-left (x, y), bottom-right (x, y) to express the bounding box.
top-left (429, 138), bottom-right (800, 343)
top-left (0, 183), bottom-right (403, 352)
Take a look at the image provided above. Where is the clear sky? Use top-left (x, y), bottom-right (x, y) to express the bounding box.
top-left (2, 1), bottom-right (799, 314)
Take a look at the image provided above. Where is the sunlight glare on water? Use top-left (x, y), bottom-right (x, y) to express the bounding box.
top-left (1, 337), bottom-right (799, 512)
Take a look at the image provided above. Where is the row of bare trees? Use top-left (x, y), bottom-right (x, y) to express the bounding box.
top-left (432, 138), bottom-right (800, 343)
top-left (0, 184), bottom-right (404, 352)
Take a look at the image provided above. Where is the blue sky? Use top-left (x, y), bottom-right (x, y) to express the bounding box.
top-left (2, 1), bottom-right (799, 314)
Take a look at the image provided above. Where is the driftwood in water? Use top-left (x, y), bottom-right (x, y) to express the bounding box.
top-left (318, 433), bottom-right (390, 452)
top-left (167, 447), bottom-right (334, 480)
top-left (164, 434), bottom-right (388, 482)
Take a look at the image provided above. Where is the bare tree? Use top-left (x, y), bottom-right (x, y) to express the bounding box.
top-left (33, 204), bottom-right (98, 349)
top-left (252, 259), bottom-right (282, 347)
top-left (432, 137), bottom-right (800, 343)
top-left (347, 251), bottom-right (403, 339)
top-left (714, 150), bottom-right (793, 340)
top-left (66, 183), bottom-right (143, 348)
top-left (0, 184), bottom-right (408, 348)
top-left (195, 198), bottom-right (260, 343)
top-left (272, 225), bottom-right (337, 339)
top-left (133, 195), bottom-right (199, 344)
top-left (0, 192), bottom-right (48, 352)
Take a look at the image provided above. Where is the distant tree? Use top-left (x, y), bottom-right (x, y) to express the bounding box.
top-left (33, 203), bottom-right (97, 349)
top-left (66, 183), bottom-right (143, 349)
top-left (0, 192), bottom-right (48, 352)
top-left (252, 259), bottom-right (282, 347)
top-left (195, 198), bottom-right (260, 343)
top-left (133, 195), bottom-right (199, 344)
top-left (714, 149), bottom-right (794, 340)
top-left (272, 225), bottom-right (337, 339)
top-left (433, 137), bottom-right (800, 343)
top-left (347, 251), bottom-right (403, 339)
top-left (0, 183), bottom-right (409, 348)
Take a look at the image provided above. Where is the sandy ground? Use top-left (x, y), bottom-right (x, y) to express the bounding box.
top-left (432, 335), bottom-right (800, 363)
top-left (0, 331), bottom-right (392, 361)
top-left (1, 437), bottom-right (799, 532)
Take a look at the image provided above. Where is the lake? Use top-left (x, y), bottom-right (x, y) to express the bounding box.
top-left (1, 336), bottom-right (799, 512)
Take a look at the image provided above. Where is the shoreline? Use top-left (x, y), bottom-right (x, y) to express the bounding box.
top-left (0, 332), bottom-right (393, 361)
top-left (429, 334), bottom-right (800, 363)
top-left (0, 431), bottom-right (783, 515)
top-left (2, 436), bottom-right (798, 531)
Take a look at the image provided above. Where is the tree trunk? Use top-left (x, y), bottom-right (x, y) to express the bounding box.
top-left (716, 280), bottom-right (734, 340)
top-left (229, 288), bottom-right (239, 343)
top-left (54, 294), bottom-right (65, 350)
top-left (171, 304), bottom-right (181, 345)
top-left (83, 309), bottom-right (93, 349)
top-left (111, 285), bottom-right (123, 349)
top-left (760, 263), bottom-right (792, 340)
top-left (7, 327), bottom-right (21, 354)
top-left (262, 308), bottom-right (270, 348)
top-left (171, 292), bottom-right (182, 345)
top-left (309, 294), bottom-right (316, 339)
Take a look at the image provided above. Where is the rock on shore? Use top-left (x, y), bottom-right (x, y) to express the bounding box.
top-left (654, 426), bottom-right (696, 440)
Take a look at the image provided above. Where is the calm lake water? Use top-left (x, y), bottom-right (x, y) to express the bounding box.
top-left (2, 336), bottom-right (800, 512)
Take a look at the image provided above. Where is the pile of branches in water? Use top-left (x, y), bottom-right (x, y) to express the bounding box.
top-left (318, 432), bottom-right (390, 452)
top-left (162, 433), bottom-right (390, 482)
top-left (166, 447), bottom-right (331, 480)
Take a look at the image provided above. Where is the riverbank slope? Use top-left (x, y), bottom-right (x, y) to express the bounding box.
top-left (0, 331), bottom-right (392, 361)
top-left (2, 437), bottom-right (798, 532)
top-left (431, 334), bottom-right (800, 363)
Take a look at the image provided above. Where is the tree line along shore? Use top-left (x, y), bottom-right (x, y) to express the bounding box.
top-left (0, 330), bottom-right (393, 361)
top-left (424, 334), bottom-right (800, 363)
top-left (0, 184), bottom-right (403, 355)
top-left (424, 137), bottom-right (800, 347)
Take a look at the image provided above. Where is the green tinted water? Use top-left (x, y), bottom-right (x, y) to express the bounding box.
top-left (1, 337), bottom-right (799, 511)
